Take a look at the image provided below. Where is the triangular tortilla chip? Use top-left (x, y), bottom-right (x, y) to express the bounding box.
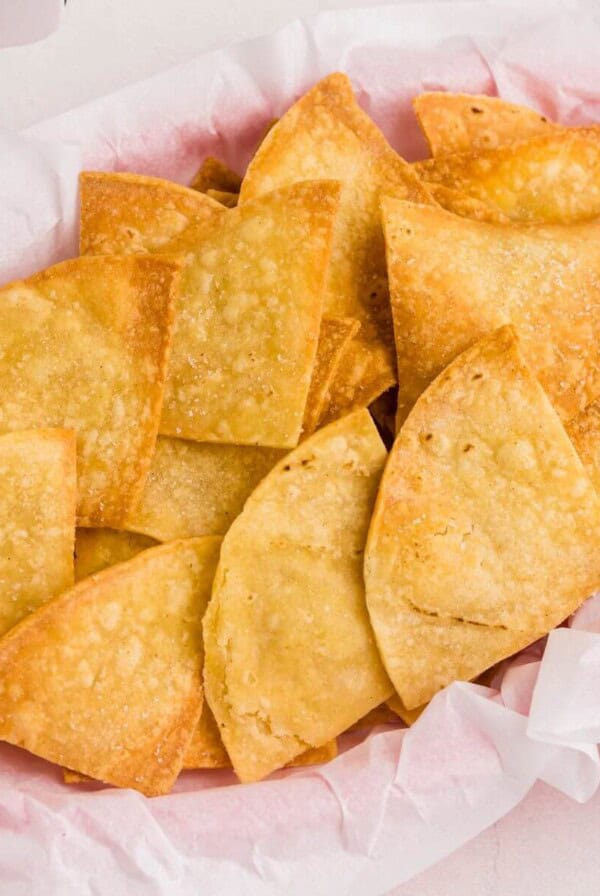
top-left (204, 410), bottom-right (392, 783)
top-left (365, 327), bottom-right (600, 710)
top-left (240, 73), bottom-right (433, 413)
top-left (301, 316), bottom-right (360, 437)
top-left (80, 171), bottom-right (225, 255)
top-left (74, 528), bottom-right (158, 581)
top-left (0, 255), bottom-right (180, 526)
top-left (190, 156), bottom-right (242, 194)
top-left (414, 129), bottom-right (600, 223)
top-left (0, 429), bottom-right (75, 637)
top-left (383, 199), bottom-right (600, 423)
top-left (386, 695), bottom-right (425, 726)
top-left (0, 537), bottom-right (221, 796)
top-left (183, 703), bottom-right (336, 770)
top-left (414, 92), bottom-right (556, 156)
top-left (206, 189), bottom-right (238, 207)
top-left (81, 172), bottom-right (341, 448)
top-left (567, 401), bottom-right (600, 493)
top-left (348, 703), bottom-right (400, 731)
top-left (427, 184), bottom-right (509, 223)
top-left (125, 437), bottom-right (284, 542)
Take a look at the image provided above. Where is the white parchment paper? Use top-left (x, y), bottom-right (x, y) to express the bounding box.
top-left (1, 3), bottom-right (600, 893)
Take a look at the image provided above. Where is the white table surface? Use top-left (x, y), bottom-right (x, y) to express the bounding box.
top-left (2, 2), bottom-right (600, 893)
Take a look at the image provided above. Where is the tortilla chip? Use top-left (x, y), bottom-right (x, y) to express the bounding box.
top-left (0, 537), bottom-right (221, 796)
top-left (427, 184), bottom-right (509, 223)
top-left (383, 200), bottom-right (600, 424)
top-left (204, 410), bottom-right (392, 783)
top-left (183, 703), bottom-right (337, 770)
top-left (567, 401), bottom-right (600, 493)
top-left (369, 388), bottom-right (397, 447)
top-left (386, 695), bottom-right (425, 726)
top-left (0, 430), bottom-right (75, 637)
top-left (348, 703), bottom-right (400, 731)
top-left (74, 528), bottom-right (158, 580)
top-left (80, 171), bottom-right (225, 256)
top-left (190, 156), bottom-right (242, 194)
top-left (301, 317), bottom-right (360, 437)
top-left (240, 73), bottom-right (433, 413)
top-left (365, 326), bottom-right (600, 710)
top-left (81, 173), bottom-right (341, 448)
top-left (0, 255), bottom-right (179, 526)
top-left (125, 436), bottom-right (284, 541)
top-left (414, 92), bottom-right (556, 156)
top-left (414, 129), bottom-right (600, 223)
top-left (206, 189), bottom-right (238, 207)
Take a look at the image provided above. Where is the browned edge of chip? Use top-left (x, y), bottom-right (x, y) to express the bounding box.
top-left (190, 157), bottom-right (242, 193)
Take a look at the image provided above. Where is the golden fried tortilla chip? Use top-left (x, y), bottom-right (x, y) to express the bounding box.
top-left (0, 430), bottom-right (75, 637)
top-left (204, 410), bottom-right (392, 783)
top-left (190, 157), bottom-right (242, 194)
top-left (125, 437), bottom-right (284, 542)
top-left (365, 327), bottom-right (600, 710)
top-left (74, 528), bottom-right (158, 580)
top-left (386, 695), bottom-right (425, 726)
top-left (240, 73), bottom-right (433, 412)
top-left (0, 255), bottom-right (179, 526)
top-left (414, 128), bottom-right (600, 223)
top-left (348, 703), bottom-right (400, 731)
top-left (383, 200), bottom-right (600, 424)
top-left (302, 317), bottom-right (360, 437)
top-left (0, 537), bottom-right (221, 796)
top-left (81, 173), bottom-right (340, 448)
top-left (183, 703), bottom-right (337, 770)
top-left (80, 171), bottom-right (225, 256)
top-left (427, 184), bottom-right (509, 222)
top-left (205, 189), bottom-right (239, 207)
top-left (567, 401), bottom-right (600, 493)
top-left (414, 92), bottom-right (556, 156)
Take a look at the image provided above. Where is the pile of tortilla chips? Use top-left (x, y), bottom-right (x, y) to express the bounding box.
top-left (2, 76), bottom-right (600, 796)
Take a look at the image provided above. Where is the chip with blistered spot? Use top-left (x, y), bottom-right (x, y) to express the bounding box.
top-left (0, 255), bottom-right (180, 526)
top-left (414, 128), bottom-right (600, 223)
top-left (81, 173), bottom-right (341, 448)
top-left (365, 327), bottom-right (600, 710)
top-left (204, 410), bottom-right (392, 783)
top-left (125, 436), bottom-right (285, 542)
top-left (0, 537), bottom-right (221, 796)
top-left (0, 429), bottom-right (75, 637)
top-left (240, 73), bottom-right (433, 414)
top-left (413, 92), bottom-right (557, 156)
top-left (75, 528), bottom-right (158, 580)
top-left (382, 199), bottom-right (600, 424)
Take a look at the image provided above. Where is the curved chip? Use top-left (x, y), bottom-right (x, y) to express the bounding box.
top-left (386, 695), bottom-right (425, 727)
top-left (413, 92), bottom-right (556, 156)
top-left (74, 528), bottom-right (158, 580)
top-left (0, 255), bottom-right (180, 526)
top-left (81, 173), bottom-right (341, 448)
top-left (204, 410), bottom-right (392, 783)
top-left (0, 537), bottom-right (221, 796)
top-left (206, 189), bottom-right (238, 207)
top-left (383, 199), bottom-right (600, 423)
top-left (126, 436), bottom-right (284, 542)
top-left (183, 703), bottom-right (336, 770)
top-left (365, 327), bottom-right (600, 710)
top-left (0, 429), bottom-right (75, 637)
top-left (414, 128), bottom-right (600, 223)
top-left (240, 73), bottom-right (433, 414)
